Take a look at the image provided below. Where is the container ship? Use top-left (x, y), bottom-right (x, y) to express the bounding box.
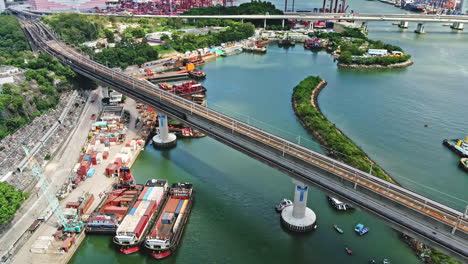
top-left (144, 182), bottom-right (194, 259)
top-left (86, 167), bottom-right (142, 233)
top-left (113, 179), bottom-right (168, 254)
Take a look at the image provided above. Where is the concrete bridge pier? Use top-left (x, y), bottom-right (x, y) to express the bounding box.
top-left (361, 21), bottom-right (368, 32)
top-left (152, 114), bottom-right (177, 149)
top-left (264, 19), bottom-right (267, 29)
top-left (280, 179), bottom-right (317, 232)
top-left (415, 23), bottom-right (425, 34)
top-left (451, 22), bottom-right (464, 30)
top-left (398, 21), bottom-right (409, 29)
top-left (282, 19), bottom-right (285, 29)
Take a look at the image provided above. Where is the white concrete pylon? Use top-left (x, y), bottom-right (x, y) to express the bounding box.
top-left (292, 179), bottom-right (308, 219)
top-left (158, 114), bottom-right (169, 141)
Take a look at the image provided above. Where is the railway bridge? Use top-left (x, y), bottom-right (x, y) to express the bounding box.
top-left (11, 10), bottom-right (468, 262)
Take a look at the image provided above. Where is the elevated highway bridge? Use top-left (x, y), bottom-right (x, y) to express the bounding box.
top-left (11, 9), bottom-right (468, 262)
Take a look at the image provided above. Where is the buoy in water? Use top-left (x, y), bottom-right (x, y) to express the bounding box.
top-left (424, 124), bottom-right (428, 127)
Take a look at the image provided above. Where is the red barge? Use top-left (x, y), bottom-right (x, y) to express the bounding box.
top-left (113, 179), bottom-right (168, 254)
top-left (144, 182), bottom-right (194, 259)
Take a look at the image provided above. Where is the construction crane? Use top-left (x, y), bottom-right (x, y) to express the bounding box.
top-left (22, 146), bottom-right (84, 233)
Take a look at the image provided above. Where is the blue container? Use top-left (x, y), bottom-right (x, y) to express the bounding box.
top-left (326, 21), bottom-right (334, 28)
top-left (84, 155), bottom-right (92, 161)
top-left (174, 200), bottom-right (184, 216)
top-left (86, 168), bottom-right (95, 177)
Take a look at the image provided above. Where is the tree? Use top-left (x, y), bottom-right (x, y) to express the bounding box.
top-left (0, 182), bottom-right (29, 224)
top-left (104, 29), bottom-right (115, 43)
top-left (338, 51), bottom-right (353, 65)
top-left (135, 57), bottom-right (146, 67)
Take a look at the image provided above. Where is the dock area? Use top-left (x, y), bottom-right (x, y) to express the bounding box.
top-left (11, 97), bottom-right (157, 264)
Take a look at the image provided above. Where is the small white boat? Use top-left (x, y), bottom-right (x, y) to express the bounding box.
top-left (382, 259), bottom-right (391, 264)
top-left (275, 199), bottom-right (293, 212)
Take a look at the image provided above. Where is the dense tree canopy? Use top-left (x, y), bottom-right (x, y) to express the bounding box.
top-left (42, 13), bottom-right (106, 44)
top-left (184, 1), bottom-right (283, 15)
top-left (0, 16), bottom-right (77, 140)
top-left (0, 182), bottom-right (29, 225)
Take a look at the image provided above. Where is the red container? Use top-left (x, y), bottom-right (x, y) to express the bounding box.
top-left (103, 151), bottom-right (109, 160)
top-left (109, 137), bottom-right (117, 142)
top-left (134, 215), bottom-right (149, 237)
top-left (143, 201), bottom-right (157, 216)
top-left (137, 187), bottom-right (149, 201)
top-left (114, 157), bottom-right (122, 165)
top-left (80, 195), bottom-right (94, 214)
top-left (105, 163), bottom-right (120, 177)
top-left (66, 202), bottom-right (80, 209)
top-left (103, 206), bottom-right (128, 215)
top-left (164, 198), bottom-right (179, 213)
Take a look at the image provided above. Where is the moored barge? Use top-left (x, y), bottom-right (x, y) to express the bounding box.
top-left (86, 167), bottom-right (142, 233)
top-left (144, 182), bottom-right (194, 259)
top-left (113, 179), bottom-right (168, 254)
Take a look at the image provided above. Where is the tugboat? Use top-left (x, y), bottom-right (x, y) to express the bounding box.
top-left (275, 199), bottom-right (293, 212)
top-left (354, 223), bottom-right (369, 236)
top-left (333, 224), bottom-right (344, 234)
top-left (443, 136), bottom-right (468, 157)
top-left (345, 247), bottom-right (353, 255)
top-left (188, 70), bottom-right (206, 79)
top-left (459, 158), bottom-right (468, 172)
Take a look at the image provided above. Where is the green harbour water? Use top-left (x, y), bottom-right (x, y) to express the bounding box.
top-left (71, 2), bottom-right (468, 263)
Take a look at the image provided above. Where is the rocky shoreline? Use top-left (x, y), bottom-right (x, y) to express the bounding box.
top-left (338, 59), bottom-right (414, 69)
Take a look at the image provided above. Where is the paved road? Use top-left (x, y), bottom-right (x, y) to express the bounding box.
top-left (0, 88), bottom-right (101, 263)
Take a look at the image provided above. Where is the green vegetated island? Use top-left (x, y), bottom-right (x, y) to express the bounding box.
top-left (292, 76), bottom-right (394, 182)
top-left (292, 77), bottom-right (460, 264)
top-left (310, 28), bottom-right (412, 68)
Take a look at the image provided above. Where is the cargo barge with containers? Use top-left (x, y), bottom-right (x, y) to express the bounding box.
top-left (144, 182), bottom-right (194, 259)
top-left (86, 167), bottom-right (142, 233)
top-left (113, 179), bottom-right (168, 254)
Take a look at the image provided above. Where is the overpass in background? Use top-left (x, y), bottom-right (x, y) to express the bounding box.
top-left (11, 8), bottom-right (468, 262)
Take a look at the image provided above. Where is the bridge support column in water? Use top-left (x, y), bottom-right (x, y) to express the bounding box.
top-left (398, 21), bottom-right (409, 29)
top-left (451, 22), bottom-right (464, 30)
top-left (152, 114), bottom-right (177, 149)
top-left (281, 179), bottom-right (317, 232)
top-left (415, 23), bottom-right (425, 34)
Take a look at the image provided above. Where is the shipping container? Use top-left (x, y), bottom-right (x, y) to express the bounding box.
top-left (179, 199), bottom-right (189, 215)
top-left (174, 199), bottom-right (184, 216)
top-left (87, 168), bottom-right (96, 177)
top-left (165, 198), bottom-right (180, 213)
top-left (66, 202), bottom-right (80, 209)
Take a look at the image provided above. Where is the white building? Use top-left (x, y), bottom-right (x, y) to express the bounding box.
top-left (368, 49), bottom-right (388, 56)
top-left (0, 0), bottom-right (6, 13)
